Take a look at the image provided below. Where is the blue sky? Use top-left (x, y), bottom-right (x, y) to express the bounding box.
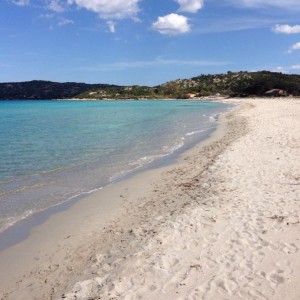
top-left (1, 0), bottom-right (300, 86)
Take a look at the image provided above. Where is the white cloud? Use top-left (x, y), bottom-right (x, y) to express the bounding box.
top-left (58, 18), bottom-right (74, 26)
top-left (273, 24), bottom-right (300, 34)
top-left (274, 66), bottom-right (288, 73)
top-left (67, 0), bottom-right (140, 20)
top-left (79, 58), bottom-right (230, 71)
top-left (152, 14), bottom-right (190, 36)
top-left (274, 64), bottom-right (300, 73)
top-left (107, 21), bottom-right (116, 33)
top-left (11, 0), bottom-right (29, 6)
top-left (175, 0), bottom-right (204, 13)
top-left (288, 42), bottom-right (300, 53)
top-left (228, 0), bottom-right (300, 10)
top-left (47, 0), bottom-right (65, 12)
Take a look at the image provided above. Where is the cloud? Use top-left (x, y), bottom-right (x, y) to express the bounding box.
top-left (58, 18), bottom-right (74, 26)
top-left (152, 14), bottom-right (190, 36)
top-left (67, 0), bottom-right (140, 20)
top-left (194, 16), bottom-right (279, 34)
top-left (274, 66), bottom-right (288, 73)
top-left (107, 21), bottom-right (116, 33)
top-left (288, 42), bottom-right (300, 53)
top-left (11, 0), bottom-right (29, 6)
top-left (274, 64), bottom-right (300, 73)
top-left (228, 0), bottom-right (300, 10)
top-left (11, 0), bottom-right (66, 13)
top-left (79, 58), bottom-right (230, 71)
top-left (47, 0), bottom-right (65, 12)
top-left (175, 0), bottom-right (204, 13)
top-left (273, 24), bottom-right (300, 34)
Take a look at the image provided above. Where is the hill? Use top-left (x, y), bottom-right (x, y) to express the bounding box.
top-left (157, 71), bottom-right (300, 98)
top-left (1, 71), bottom-right (300, 100)
top-left (0, 80), bottom-right (119, 100)
top-left (77, 85), bottom-right (163, 99)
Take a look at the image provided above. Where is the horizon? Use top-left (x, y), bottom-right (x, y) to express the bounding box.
top-left (1, 0), bottom-right (300, 86)
top-left (1, 70), bottom-right (300, 87)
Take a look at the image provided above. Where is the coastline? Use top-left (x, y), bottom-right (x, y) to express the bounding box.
top-left (0, 100), bottom-right (228, 239)
top-left (1, 98), bottom-right (300, 299)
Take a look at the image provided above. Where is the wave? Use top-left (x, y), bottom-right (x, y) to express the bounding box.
top-left (110, 137), bottom-right (186, 183)
top-left (186, 129), bottom-right (205, 136)
top-left (0, 209), bottom-right (33, 234)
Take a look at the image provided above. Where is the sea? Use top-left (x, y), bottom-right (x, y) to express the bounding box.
top-left (0, 100), bottom-right (231, 234)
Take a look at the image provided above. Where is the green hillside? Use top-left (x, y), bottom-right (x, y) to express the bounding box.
top-left (157, 71), bottom-right (300, 98)
top-left (0, 80), bottom-right (119, 100)
top-left (76, 71), bottom-right (300, 99)
top-left (1, 71), bottom-right (300, 100)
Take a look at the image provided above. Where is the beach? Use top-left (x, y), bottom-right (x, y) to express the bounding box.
top-left (0, 98), bottom-right (300, 299)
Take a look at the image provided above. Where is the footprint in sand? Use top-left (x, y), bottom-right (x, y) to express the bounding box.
top-left (266, 270), bottom-right (285, 287)
top-left (282, 242), bottom-right (298, 254)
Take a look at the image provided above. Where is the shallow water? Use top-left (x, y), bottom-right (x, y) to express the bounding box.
top-left (0, 100), bottom-right (231, 232)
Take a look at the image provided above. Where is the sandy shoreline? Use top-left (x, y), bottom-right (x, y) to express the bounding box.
top-left (1, 98), bottom-right (300, 300)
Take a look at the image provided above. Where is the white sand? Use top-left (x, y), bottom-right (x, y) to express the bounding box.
top-left (1, 98), bottom-right (300, 300)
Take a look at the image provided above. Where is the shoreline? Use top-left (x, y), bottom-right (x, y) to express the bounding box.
top-left (1, 98), bottom-right (299, 299)
top-left (0, 124), bottom-right (216, 251)
top-left (0, 100), bottom-right (237, 298)
top-left (0, 100), bottom-right (228, 245)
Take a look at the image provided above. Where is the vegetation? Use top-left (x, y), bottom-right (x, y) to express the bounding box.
top-left (157, 71), bottom-right (300, 98)
top-left (78, 85), bottom-right (164, 99)
top-left (0, 80), bottom-right (119, 100)
top-left (1, 71), bottom-right (300, 100)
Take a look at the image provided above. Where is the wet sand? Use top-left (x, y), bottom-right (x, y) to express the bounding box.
top-left (1, 98), bottom-right (300, 300)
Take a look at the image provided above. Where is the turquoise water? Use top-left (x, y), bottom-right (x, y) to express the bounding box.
top-left (0, 100), bottom-right (231, 232)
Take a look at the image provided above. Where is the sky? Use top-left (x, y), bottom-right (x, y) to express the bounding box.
top-left (1, 0), bottom-right (300, 86)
